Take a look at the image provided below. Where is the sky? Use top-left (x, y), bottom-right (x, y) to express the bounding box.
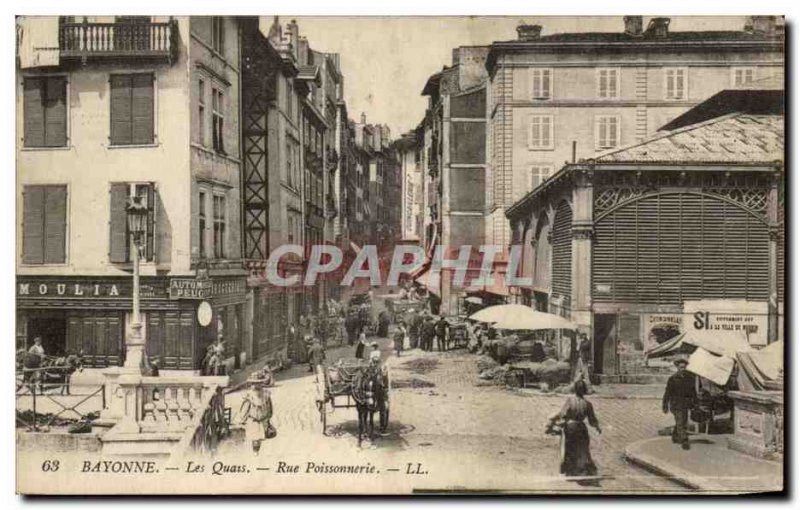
top-left (269, 16), bottom-right (748, 136)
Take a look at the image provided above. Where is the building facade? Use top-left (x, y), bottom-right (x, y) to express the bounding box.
top-left (486, 15), bottom-right (785, 250)
top-left (16, 16), bottom-right (247, 372)
top-left (505, 90), bottom-right (784, 380)
top-left (418, 46), bottom-right (492, 314)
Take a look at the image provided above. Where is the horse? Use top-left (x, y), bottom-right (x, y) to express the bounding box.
top-left (351, 366), bottom-right (388, 447)
top-left (40, 354), bottom-right (83, 395)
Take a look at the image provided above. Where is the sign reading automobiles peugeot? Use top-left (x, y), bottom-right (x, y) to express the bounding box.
top-left (168, 278), bottom-right (213, 300)
top-left (683, 300), bottom-right (769, 346)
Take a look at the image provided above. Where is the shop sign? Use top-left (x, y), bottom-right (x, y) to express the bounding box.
top-left (169, 278), bottom-right (212, 300)
top-left (683, 300), bottom-right (768, 346)
top-left (18, 282), bottom-right (123, 298)
top-left (212, 279), bottom-right (246, 298)
top-left (641, 313), bottom-right (683, 352)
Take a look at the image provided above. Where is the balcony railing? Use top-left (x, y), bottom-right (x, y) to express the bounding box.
top-left (59, 20), bottom-right (178, 61)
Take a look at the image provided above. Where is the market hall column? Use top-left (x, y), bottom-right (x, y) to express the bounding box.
top-left (570, 166), bottom-right (594, 333)
top-left (767, 166), bottom-right (782, 344)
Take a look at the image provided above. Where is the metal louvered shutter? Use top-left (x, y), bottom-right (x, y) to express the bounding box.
top-left (551, 201), bottom-right (573, 304)
top-left (593, 192), bottom-right (770, 305)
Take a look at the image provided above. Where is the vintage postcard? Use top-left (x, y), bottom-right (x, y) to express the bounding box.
top-left (14, 14), bottom-right (785, 495)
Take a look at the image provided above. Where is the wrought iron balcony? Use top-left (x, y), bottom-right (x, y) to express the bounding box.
top-left (59, 20), bottom-right (178, 62)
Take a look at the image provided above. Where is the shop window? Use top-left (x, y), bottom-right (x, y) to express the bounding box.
top-left (22, 185), bottom-right (67, 264)
top-left (109, 182), bottom-right (157, 263)
top-left (23, 76), bottom-right (67, 148)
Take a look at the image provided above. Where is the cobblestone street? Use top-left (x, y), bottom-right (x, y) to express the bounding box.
top-left (223, 334), bottom-right (689, 494)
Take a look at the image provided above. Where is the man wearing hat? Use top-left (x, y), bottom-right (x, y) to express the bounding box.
top-left (368, 341), bottom-right (382, 365)
top-left (662, 357), bottom-right (697, 450)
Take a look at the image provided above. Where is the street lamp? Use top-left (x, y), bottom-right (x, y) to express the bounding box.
top-left (124, 195), bottom-right (148, 371)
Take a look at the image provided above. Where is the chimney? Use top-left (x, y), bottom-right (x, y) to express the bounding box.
top-left (286, 19), bottom-right (299, 57)
top-left (360, 112), bottom-right (366, 124)
top-left (624, 15), bottom-right (643, 36)
top-left (645, 17), bottom-right (670, 39)
top-left (750, 16), bottom-right (778, 37)
top-left (297, 37), bottom-right (310, 65)
top-left (516, 24), bottom-right (542, 42)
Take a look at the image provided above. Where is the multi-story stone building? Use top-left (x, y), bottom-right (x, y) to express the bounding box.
top-left (16, 16), bottom-right (247, 373)
top-left (418, 46), bottom-right (492, 314)
top-left (486, 15), bottom-right (785, 249)
top-left (394, 130), bottom-right (424, 245)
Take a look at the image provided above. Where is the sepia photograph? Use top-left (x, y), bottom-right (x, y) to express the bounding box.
top-left (12, 11), bottom-right (785, 496)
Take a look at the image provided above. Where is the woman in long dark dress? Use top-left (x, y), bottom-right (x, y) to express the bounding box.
top-left (547, 380), bottom-right (602, 477)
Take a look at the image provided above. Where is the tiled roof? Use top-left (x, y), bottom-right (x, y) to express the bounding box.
top-left (593, 113), bottom-right (783, 165)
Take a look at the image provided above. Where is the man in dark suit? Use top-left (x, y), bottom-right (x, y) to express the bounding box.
top-left (421, 315), bottom-right (436, 352)
top-left (662, 358), bottom-right (697, 450)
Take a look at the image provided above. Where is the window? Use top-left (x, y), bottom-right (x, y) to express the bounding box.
top-left (596, 116), bottom-right (620, 150)
top-left (597, 68), bottom-right (619, 99)
top-left (286, 80), bottom-right (294, 120)
top-left (198, 79), bottom-right (206, 146)
top-left (22, 185), bottom-right (67, 264)
top-left (286, 140), bottom-right (295, 187)
top-left (110, 73), bottom-right (155, 145)
top-left (23, 76), bottom-right (67, 148)
top-left (212, 194), bottom-right (226, 259)
top-left (211, 17), bottom-right (224, 54)
top-left (531, 68), bottom-right (552, 100)
top-left (528, 115), bottom-right (554, 150)
top-left (211, 87), bottom-right (225, 153)
top-left (109, 183), bottom-right (156, 263)
top-left (528, 165), bottom-right (553, 191)
top-left (198, 190), bottom-right (207, 259)
top-left (664, 68), bottom-right (687, 100)
top-left (733, 67), bottom-right (757, 88)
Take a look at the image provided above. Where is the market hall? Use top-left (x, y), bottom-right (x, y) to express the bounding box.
top-left (505, 89), bottom-right (784, 381)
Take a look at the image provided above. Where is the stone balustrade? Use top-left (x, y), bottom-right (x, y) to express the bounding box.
top-left (105, 374), bottom-right (228, 436)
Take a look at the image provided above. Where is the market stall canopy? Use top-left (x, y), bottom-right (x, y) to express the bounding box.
top-left (414, 269), bottom-right (440, 297)
top-left (687, 347), bottom-right (736, 386)
top-left (646, 330), bottom-right (753, 359)
top-left (737, 340), bottom-right (783, 391)
top-left (465, 296), bottom-right (483, 305)
top-left (468, 304), bottom-right (576, 331)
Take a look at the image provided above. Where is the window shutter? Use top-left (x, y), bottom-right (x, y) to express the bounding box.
top-left (110, 75), bottom-right (133, 145)
top-left (532, 70), bottom-right (540, 98)
top-left (610, 118), bottom-right (618, 147)
top-left (542, 70), bottom-right (550, 98)
top-left (146, 183), bottom-right (156, 262)
top-left (131, 74), bottom-right (154, 144)
top-left (43, 185), bottom-right (67, 263)
top-left (23, 78), bottom-right (45, 147)
top-left (44, 77), bottom-right (67, 147)
top-left (609, 71), bottom-right (617, 98)
top-left (599, 70), bottom-right (607, 98)
top-left (676, 71), bottom-right (685, 99)
top-left (109, 183), bottom-right (129, 263)
top-left (542, 118), bottom-right (551, 147)
top-left (22, 186), bottom-right (45, 264)
top-left (666, 71), bottom-right (675, 99)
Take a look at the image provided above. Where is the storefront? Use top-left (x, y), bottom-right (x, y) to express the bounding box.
top-left (16, 274), bottom-right (247, 372)
top-left (506, 102), bottom-right (783, 380)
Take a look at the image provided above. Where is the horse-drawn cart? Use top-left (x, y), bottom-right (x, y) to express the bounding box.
top-left (314, 358), bottom-right (391, 444)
